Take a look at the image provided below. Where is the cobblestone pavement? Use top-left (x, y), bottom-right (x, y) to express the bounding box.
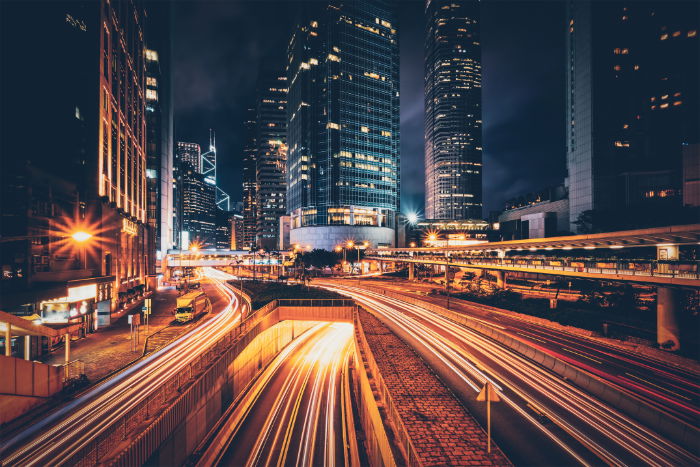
top-left (359, 308), bottom-right (511, 466)
top-left (40, 287), bottom-right (181, 382)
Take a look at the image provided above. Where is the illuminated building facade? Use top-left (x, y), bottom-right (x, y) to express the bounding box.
top-left (242, 107), bottom-right (258, 249)
top-left (566, 1), bottom-right (699, 232)
top-left (181, 162), bottom-right (216, 248)
top-left (1, 1), bottom-right (150, 323)
top-left (144, 3), bottom-right (174, 270)
top-left (286, 0), bottom-right (400, 250)
top-left (176, 142), bottom-right (202, 174)
top-left (255, 74), bottom-right (288, 250)
top-left (424, 0), bottom-right (483, 220)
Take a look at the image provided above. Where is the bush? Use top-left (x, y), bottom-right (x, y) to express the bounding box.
top-left (231, 280), bottom-right (345, 309)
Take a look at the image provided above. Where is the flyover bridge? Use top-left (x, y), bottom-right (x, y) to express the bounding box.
top-left (367, 224), bottom-right (700, 350)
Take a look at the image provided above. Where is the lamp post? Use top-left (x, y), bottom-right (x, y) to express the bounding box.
top-left (446, 255), bottom-right (452, 310)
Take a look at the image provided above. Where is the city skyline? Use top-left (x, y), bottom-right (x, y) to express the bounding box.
top-left (173, 0), bottom-right (566, 216)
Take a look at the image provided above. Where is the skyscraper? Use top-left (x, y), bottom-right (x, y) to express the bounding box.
top-left (255, 73), bottom-right (288, 250)
top-left (181, 162), bottom-right (217, 248)
top-left (242, 107), bottom-right (258, 249)
top-left (424, 0), bottom-right (483, 221)
top-left (2, 1), bottom-right (151, 318)
top-left (145, 2), bottom-right (174, 270)
top-left (286, 0), bottom-right (400, 250)
top-left (566, 1), bottom-right (698, 232)
top-left (176, 142), bottom-right (202, 173)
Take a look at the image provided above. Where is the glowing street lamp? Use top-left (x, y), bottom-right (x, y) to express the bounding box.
top-left (71, 231), bottom-right (93, 243)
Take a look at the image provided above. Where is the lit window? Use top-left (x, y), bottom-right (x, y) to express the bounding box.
top-left (146, 77), bottom-right (157, 87)
top-left (661, 94), bottom-right (668, 99)
top-left (634, 64), bottom-right (640, 70)
top-left (660, 33), bottom-right (668, 40)
top-left (145, 49), bottom-right (158, 62)
top-left (310, 20), bottom-right (318, 28)
top-left (146, 89), bottom-right (158, 101)
top-left (650, 96), bottom-right (656, 102)
top-left (326, 122), bottom-right (340, 130)
top-left (309, 58), bottom-right (318, 65)
top-left (689, 30), bottom-right (697, 37)
top-left (673, 101), bottom-right (682, 106)
top-left (660, 103), bottom-right (669, 109)
top-left (672, 31), bottom-right (681, 37)
top-left (623, 124), bottom-right (629, 129)
top-left (673, 92), bottom-right (681, 97)
top-left (327, 54), bottom-right (340, 62)
top-left (381, 130), bottom-right (391, 137)
top-left (613, 65), bottom-right (621, 71)
top-left (360, 126), bottom-right (369, 133)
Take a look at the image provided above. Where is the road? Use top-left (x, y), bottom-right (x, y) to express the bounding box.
top-left (319, 281), bottom-right (699, 466)
top-left (354, 278), bottom-right (700, 425)
top-left (0, 267), bottom-right (241, 466)
top-left (198, 322), bottom-right (355, 467)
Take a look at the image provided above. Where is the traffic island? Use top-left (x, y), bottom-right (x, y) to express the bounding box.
top-left (354, 306), bottom-right (511, 466)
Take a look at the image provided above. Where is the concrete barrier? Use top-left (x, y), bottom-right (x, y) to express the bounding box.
top-left (61, 295), bottom-right (356, 466)
top-left (361, 285), bottom-right (700, 454)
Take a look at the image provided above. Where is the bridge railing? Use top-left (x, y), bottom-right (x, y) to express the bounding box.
top-left (368, 254), bottom-right (700, 280)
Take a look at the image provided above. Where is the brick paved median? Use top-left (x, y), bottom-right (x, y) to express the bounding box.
top-left (358, 308), bottom-right (510, 466)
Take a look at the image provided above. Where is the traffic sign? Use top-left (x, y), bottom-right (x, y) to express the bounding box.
top-left (477, 382), bottom-right (501, 402)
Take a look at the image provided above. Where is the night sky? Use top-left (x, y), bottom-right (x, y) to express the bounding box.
top-left (173, 0), bottom-right (566, 217)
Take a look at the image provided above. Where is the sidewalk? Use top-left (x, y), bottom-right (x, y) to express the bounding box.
top-left (40, 287), bottom-right (179, 382)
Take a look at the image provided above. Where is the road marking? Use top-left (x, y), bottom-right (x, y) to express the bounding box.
top-left (624, 373), bottom-right (692, 401)
top-left (561, 347), bottom-right (602, 364)
top-left (517, 332), bottom-right (548, 344)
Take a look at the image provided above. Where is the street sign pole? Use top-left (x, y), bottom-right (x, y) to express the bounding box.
top-left (477, 381), bottom-right (501, 454)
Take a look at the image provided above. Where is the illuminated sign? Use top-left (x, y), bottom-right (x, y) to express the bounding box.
top-left (122, 218), bottom-right (138, 236)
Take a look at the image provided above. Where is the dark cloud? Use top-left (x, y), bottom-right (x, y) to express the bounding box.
top-left (173, 0), bottom-right (566, 216)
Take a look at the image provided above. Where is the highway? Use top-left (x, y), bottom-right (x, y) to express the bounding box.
top-left (355, 278), bottom-right (700, 425)
top-left (197, 322), bottom-right (355, 467)
top-left (320, 281), bottom-right (699, 466)
top-left (0, 267), bottom-right (241, 466)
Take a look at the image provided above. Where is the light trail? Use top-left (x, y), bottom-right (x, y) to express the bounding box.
top-left (0, 268), bottom-right (241, 466)
top-left (360, 279), bottom-right (700, 423)
top-left (211, 322), bottom-right (354, 467)
top-left (323, 283), bottom-right (699, 466)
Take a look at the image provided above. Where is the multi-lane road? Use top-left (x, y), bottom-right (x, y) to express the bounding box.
top-left (319, 280), bottom-right (699, 466)
top-left (354, 278), bottom-right (700, 425)
top-left (198, 322), bottom-right (355, 466)
top-left (0, 268), bottom-right (241, 466)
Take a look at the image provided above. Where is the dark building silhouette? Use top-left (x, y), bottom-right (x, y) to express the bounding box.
top-left (145, 3), bottom-right (174, 270)
top-left (242, 107), bottom-right (258, 249)
top-left (286, 0), bottom-right (400, 250)
top-left (181, 162), bottom-right (216, 248)
top-left (1, 1), bottom-right (149, 323)
top-left (255, 74), bottom-right (288, 250)
top-left (424, 0), bottom-right (483, 221)
top-left (566, 1), bottom-right (699, 232)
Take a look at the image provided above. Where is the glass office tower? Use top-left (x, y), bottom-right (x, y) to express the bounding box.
top-left (424, 0), bottom-right (483, 221)
top-left (286, 0), bottom-right (400, 250)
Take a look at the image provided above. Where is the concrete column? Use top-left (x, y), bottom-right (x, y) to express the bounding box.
top-left (4, 323), bottom-right (11, 357)
top-left (657, 287), bottom-right (681, 351)
top-left (65, 333), bottom-right (71, 364)
top-left (24, 335), bottom-right (31, 360)
top-left (495, 270), bottom-right (506, 289)
top-left (408, 263), bottom-right (415, 281)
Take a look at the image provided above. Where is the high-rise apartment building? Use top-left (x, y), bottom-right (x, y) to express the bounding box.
top-left (242, 107), bottom-right (258, 249)
top-left (424, 0), bottom-right (483, 221)
top-left (566, 1), bottom-right (698, 232)
top-left (145, 3), bottom-right (174, 270)
top-left (2, 1), bottom-right (149, 321)
top-left (176, 142), bottom-right (202, 173)
top-left (255, 74), bottom-right (288, 250)
top-left (286, 0), bottom-right (400, 250)
top-left (181, 162), bottom-right (217, 248)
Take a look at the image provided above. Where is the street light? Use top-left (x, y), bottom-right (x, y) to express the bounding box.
top-left (71, 231), bottom-right (92, 243)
